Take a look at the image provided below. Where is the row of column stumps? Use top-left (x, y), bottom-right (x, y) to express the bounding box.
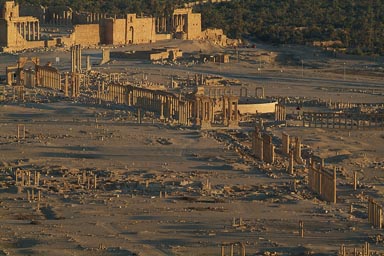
top-left (303, 112), bottom-right (384, 130)
top-left (252, 124), bottom-right (275, 164)
top-left (368, 198), bottom-right (383, 229)
top-left (220, 242), bottom-right (245, 256)
top-left (144, 180), bottom-right (169, 198)
top-left (26, 188), bottom-right (41, 202)
top-left (254, 131), bottom-right (303, 172)
top-left (281, 132), bottom-right (303, 174)
top-left (339, 242), bottom-right (370, 256)
top-left (77, 171), bottom-right (98, 190)
top-left (308, 158), bottom-right (337, 203)
top-left (232, 217), bottom-right (243, 227)
top-left (15, 169), bottom-right (40, 187)
top-left (283, 132), bottom-right (383, 232)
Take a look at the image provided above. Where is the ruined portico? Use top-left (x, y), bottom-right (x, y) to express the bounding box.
top-left (0, 1), bottom-right (43, 51)
top-left (191, 85), bottom-right (239, 129)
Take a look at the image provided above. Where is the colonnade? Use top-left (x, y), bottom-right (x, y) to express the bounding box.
top-left (97, 84), bottom-right (192, 124)
top-left (15, 20), bottom-right (40, 41)
top-left (178, 100), bottom-right (192, 125)
top-left (368, 198), bottom-right (383, 229)
top-left (63, 72), bottom-right (82, 98)
top-left (98, 83), bottom-right (127, 104)
top-left (275, 103), bottom-right (286, 121)
top-left (71, 73), bottom-right (81, 97)
top-left (156, 16), bottom-right (168, 33)
top-left (172, 14), bottom-right (186, 33)
top-left (84, 13), bottom-right (106, 24)
top-left (252, 127), bottom-right (274, 164)
top-left (15, 169), bottom-right (40, 187)
top-left (95, 83), bottom-right (240, 128)
top-left (221, 242), bottom-right (246, 256)
top-left (71, 45), bottom-right (82, 73)
top-left (48, 11), bottom-right (72, 25)
top-left (194, 95), bottom-right (238, 129)
top-left (24, 69), bottom-right (37, 88)
top-left (308, 159), bottom-right (337, 204)
top-left (303, 112), bottom-right (384, 130)
top-left (37, 66), bottom-right (61, 90)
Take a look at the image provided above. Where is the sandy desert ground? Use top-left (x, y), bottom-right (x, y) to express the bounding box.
top-left (0, 39), bottom-right (384, 255)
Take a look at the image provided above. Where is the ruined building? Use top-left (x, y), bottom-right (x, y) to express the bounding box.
top-left (103, 14), bottom-right (159, 45)
top-left (0, 1), bottom-right (42, 51)
top-left (1, 1), bottom-right (228, 52)
top-left (63, 7), bottom-right (202, 46)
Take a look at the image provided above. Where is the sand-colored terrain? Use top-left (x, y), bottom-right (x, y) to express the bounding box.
top-left (0, 39), bottom-right (384, 255)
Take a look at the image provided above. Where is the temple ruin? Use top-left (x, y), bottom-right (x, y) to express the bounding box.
top-left (1, 1), bottom-right (231, 52)
top-left (0, 1), bottom-right (43, 51)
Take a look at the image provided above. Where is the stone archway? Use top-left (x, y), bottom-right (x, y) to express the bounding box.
top-left (129, 26), bottom-right (134, 44)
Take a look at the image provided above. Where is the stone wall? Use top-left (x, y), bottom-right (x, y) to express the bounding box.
top-left (186, 13), bottom-right (201, 40)
top-left (127, 15), bottom-right (156, 44)
top-left (103, 15), bottom-right (157, 45)
top-left (73, 24), bottom-right (100, 46)
top-left (237, 101), bottom-right (277, 114)
top-left (112, 18), bottom-right (126, 45)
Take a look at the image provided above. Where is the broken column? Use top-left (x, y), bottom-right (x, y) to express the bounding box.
top-left (17, 124), bottom-right (26, 141)
top-left (288, 150), bottom-right (294, 174)
top-left (86, 55), bottom-right (91, 71)
top-left (299, 220), bottom-right (304, 238)
top-left (252, 128), bottom-right (263, 161)
top-left (262, 133), bottom-right (275, 164)
top-left (294, 137), bottom-right (303, 164)
top-left (71, 44), bottom-right (82, 73)
top-left (282, 132), bottom-right (290, 155)
top-left (100, 48), bottom-right (110, 65)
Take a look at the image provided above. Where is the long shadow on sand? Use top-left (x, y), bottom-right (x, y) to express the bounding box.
top-left (130, 215), bottom-right (160, 221)
top-left (6, 113), bottom-right (47, 119)
top-left (326, 154), bottom-right (351, 164)
top-left (192, 164), bottom-right (232, 171)
top-left (15, 238), bottom-right (39, 248)
top-left (39, 152), bottom-right (103, 159)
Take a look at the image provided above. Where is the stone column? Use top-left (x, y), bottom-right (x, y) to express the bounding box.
top-left (23, 22), bottom-right (27, 39)
top-left (27, 22), bottom-right (31, 40)
top-left (282, 132), bottom-right (290, 155)
top-left (228, 98), bottom-right (232, 122)
top-left (86, 56), bottom-right (91, 71)
top-left (234, 101), bottom-right (238, 123)
top-left (37, 22), bottom-right (40, 40)
top-left (333, 167), bottom-right (337, 204)
top-left (32, 22), bottom-right (36, 40)
top-left (288, 150), bottom-right (294, 174)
